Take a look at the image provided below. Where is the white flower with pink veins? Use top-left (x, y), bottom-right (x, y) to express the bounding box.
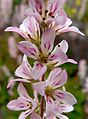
top-left (7, 83), bottom-right (41, 119)
top-left (25, 0), bottom-right (84, 35)
top-left (46, 97), bottom-right (74, 119)
top-left (33, 67), bottom-right (77, 106)
top-left (7, 55), bottom-right (47, 88)
top-left (5, 0), bottom-right (83, 119)
top-left (17, 29), bottom-right (77, 68)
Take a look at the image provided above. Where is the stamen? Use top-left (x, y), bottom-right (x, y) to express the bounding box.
top-left (45, 10), bottom-right (48, 14)
top-left (27, 103), bottom-right (32, 109)
top-left (43, 17), bottom-right (46, 21)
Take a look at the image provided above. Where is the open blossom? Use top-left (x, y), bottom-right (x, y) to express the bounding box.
top-left (33, 68), bottom-right (77, 105)
top-left (5, 1), bottom-right (84, 41)
top-left (5, 0), bottom-right (80, 119)
top-left (7, 83), bottom-right (41, 119)
top-left (7, 55), bottom-right (47, 88)
top-left (46, 97), bottom-right (74, 119)
top-left (25, 0), bottom-right (67, 24)
top-left (25, 0), bottom-right (84, 36)
top-left (5, 16), bottom-right (40, 41)
top-left (17, 29), bottom-right (77, 69)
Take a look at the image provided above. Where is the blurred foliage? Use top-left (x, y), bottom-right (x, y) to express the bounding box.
top-left (14, 0), bottom-right (22, 5)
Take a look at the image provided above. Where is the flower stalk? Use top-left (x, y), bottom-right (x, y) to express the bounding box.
top-left (40, 74), bottom-right (45, 118)
top-left (5, 0), bottom-right (84, 119)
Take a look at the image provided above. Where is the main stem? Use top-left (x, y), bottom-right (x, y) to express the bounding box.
top-left (40, 74), bottom-right (45, 118)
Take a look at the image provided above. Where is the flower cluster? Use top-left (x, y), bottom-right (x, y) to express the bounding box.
top-left (5, 0), bottom-right (84, 119)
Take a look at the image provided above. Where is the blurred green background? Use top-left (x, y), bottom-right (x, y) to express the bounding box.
top-left (0, 0), bottom-right (88, 119)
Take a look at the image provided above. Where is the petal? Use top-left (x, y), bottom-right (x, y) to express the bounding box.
top-left (59, 40), bottom-right (68, 53)
top-left (30, 112), bottom-right (42, 119)
top-left (5, 27), bottom-right (28, 39)
top-left (47, 117), bottom-right (57, 119)
top-left (17, 41), bottom-right (39, 59)
top-left (46, 97), bottom-right (55, 118)
top-left (46, 8), bottom-right (67, 26)
top-left (49, 44), bottom-right (77, 66)
top-left (7, 97), bottom-right (28, 111)
top-left (54, 9), bottom-right (67, 27)
top-left (25, 0), bottom-right (43, 23)
top-left (47, 0), bottom-right (61, 16)
top-left (22, 16), bottom-right (40, 39)
top-left (25, 8), bottom-right (42, 23)
top-left (15, 55), bottom-right (32, 79)
top-left (54, 58), bottom-right (77, 67)
top-left (29, 0), bottom-right (44, 13)
top-left (48, 45), bottom-right (68, 65)
top-left (41, 28), bottom-right (55, 56)
top-left (58, 25), bottom-right (84, 36)
top-left (65, 18), bottom-right (73, 27)
top-left (25, 8), bottom-right (34, 16)
top-left (59, 104), bottom-right (74, 113)
top-left (67, 59), bottom-right (77, 64)
top-left (18, 83), bottom-right (32, 101)
top-left (46, 97), bottom-right (61, 118)
top-left (7, 78), bottom-right (30, 88)
top-left (66, 26), bottom-right (84, 36)
top-left (57, 114), bottom-right (69, 119)
top-left (18, 110), bottom-right (31, 119)
top-left (47, 70), bottom-right (67, 89)
top-left (54, 90), bottom-right (77, 105)
top-left (33, 82), bottom-right (46, 96)
top-left (32, 61), bottom-right (47, 80)
top-left (47, 68), bottom-right (62, 83)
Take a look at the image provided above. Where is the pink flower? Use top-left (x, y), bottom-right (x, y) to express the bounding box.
top-left (46, 97), bottom-right (73, 119)
top-left (33, 68), bottom-right (77, 106)
top-left (17, 29), bottom-right (77, 68)
top-left (25, 0), bottom-right (67, 25)
top-left (5, 0), bottom-right (84, 40)
top-left (7, 83), bottom-right (41, 119)
top-left (5, 16), bottom-right (40, 41)
top-left (25, 0), bottom-right (84, 36)
top-left (7, 55), bottom-right (47, 88)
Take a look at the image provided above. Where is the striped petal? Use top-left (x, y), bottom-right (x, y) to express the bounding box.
top-left (48, 46), bottom-right (68, 64)
top-left (18, 83), bottom-right (32, 101)
top-left (15, 55), bottom-right (32, 79)
top-left (47, 70), bottom-right (67, 89)
top-left (59, 40), bottom-right (68, 53)
top-left (17, 41), bottom-right (39, 59)
top-left (54, 90), bottom-right (77, 105)
top-left (5, 26), bottom-right (28, 39)
top-left (7, 97), bottom-right (29, 111)
top-left (41, 28), bottom-right (55, 56)
top-left (32, 61), bottom-right (47, 80)
top-left (22, 16), bottom-right (40, 39)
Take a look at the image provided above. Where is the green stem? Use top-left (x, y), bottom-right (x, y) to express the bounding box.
top-left (40, 74), bottom-right (45, 118)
